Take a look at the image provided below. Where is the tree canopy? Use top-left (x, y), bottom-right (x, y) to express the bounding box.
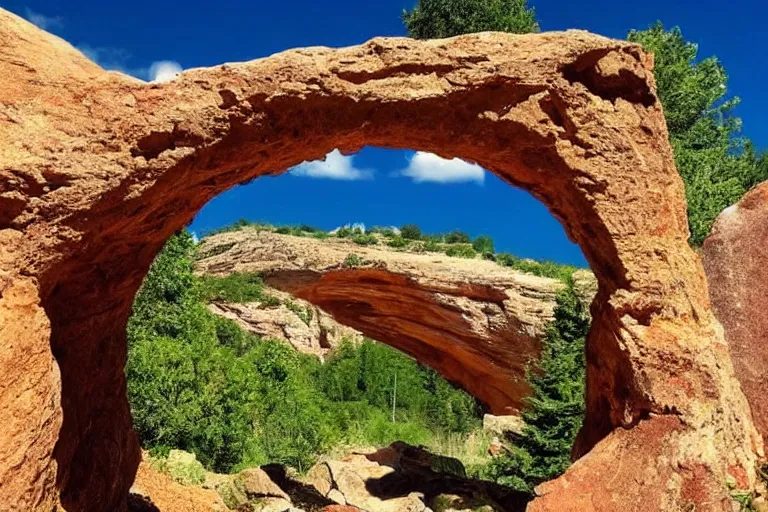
top-left (403, 0), bottom-right (538, 39)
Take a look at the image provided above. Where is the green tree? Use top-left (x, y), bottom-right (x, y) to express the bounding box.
top-left (483, 282), bottom-right (589, 492)
top-left (127, 232), bottom-right (262, 472)
top-left (628, 23), bottom-right (768, 244)
top-left (400, 224), bottom-right (422, 240)
top-left (403, 0), bottom-right (538, 39)
top-left (471, 235), bottom-right (494, 254)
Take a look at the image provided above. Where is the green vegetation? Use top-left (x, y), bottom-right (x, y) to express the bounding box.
top-left (444, 245), bottom-right (477, 259)
top-left (400, 224), bottom-right (422, 240)
top-left (387, 235), bottom-right (409, 248)
top-left (342, 253), bottom-right (364, 267)
top-left (471, 235), bottom-right (495, 255)
top-left (402, 0), bottom-right (538, 39)
top-left (482, 281), bottom-right (589, 492)
top-left (200, 271), bottom-right (279, 305)
top-left (128, 232), bottom-right (484, 474)
top-left (495, 253), bottom-right (578, 282)
top-left (352, 233), bottom-right (378, 246)
top-left (628, 23), bottom-right (768, 245)
top-left (444, 230), bottom-right (470, 244)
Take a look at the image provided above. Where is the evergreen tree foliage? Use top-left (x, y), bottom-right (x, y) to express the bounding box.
top-left (403, 0), bottom-right (538, 39)
top-left (628, 23), bottom-right (768, 244)
top-left (483, 282), bottom-right (589, 492)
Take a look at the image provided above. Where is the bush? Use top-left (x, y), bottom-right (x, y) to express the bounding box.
top-left (368, 226), bottom-right (396, 237)
top-left (199, 272), bottom-right (280, 305)
top-left (335, 226), bottom-right (353, 238)
top-left (495, 253), bottom-right (576, 282)
top-left (387, 236), bottom-right (409, 249)
top-left (444, 230), bottom-right (470, 244)
top-left (400, 224), bottom-right (422, 240)
top-left (352, 234), bottom-right (378, 246)
top-left (472, 235), bottom-right (494, 254)
top-left (445, 245), bottom-right (477, 259)
top-left (343, 253), bottom-right (363, 268)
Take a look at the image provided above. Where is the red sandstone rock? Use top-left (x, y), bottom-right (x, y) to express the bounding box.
top-left (0, 7), bottom-right (762, 511)
top-left (197, 229), bottom-right (573, 414)
top-left (703, 182), bottom-right (768, 451)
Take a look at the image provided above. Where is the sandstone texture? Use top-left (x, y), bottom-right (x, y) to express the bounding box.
top-left (0, 7), bottom-right (762, 511)
top-left (703, 181), bottom-right (768, 451)
top-left (304, 442), bottom-right (525, 512)
top-left (197, 229), bottom-right (571, 414)
top-left (208, 287), bottom-right (364, 359)
top-left (129, 457), bottom-right (226, 512)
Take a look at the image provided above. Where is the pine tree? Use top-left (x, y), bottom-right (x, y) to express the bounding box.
top-left (484, 281), bottom-right (589, 493)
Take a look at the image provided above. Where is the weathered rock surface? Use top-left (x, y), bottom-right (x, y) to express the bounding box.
top-left (197, 230), bottom-right (570, 414)
top-left (0, 7), bottom-right (762, 511)
top-left (128, 457), bottom-right (227, 512)
top-left (304, 442), bottom-right (526, 512)
top-left (208, 287), bottom-right (363, 359)
top-left (703, 182), bottom-right (768, 451)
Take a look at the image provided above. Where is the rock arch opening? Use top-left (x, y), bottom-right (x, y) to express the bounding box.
top-left (0, 9), bottom-right (761, 512)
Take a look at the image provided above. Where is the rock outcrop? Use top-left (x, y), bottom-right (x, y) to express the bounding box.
top-left (0, 7), bottom-right (761, 511)
top-left (208, 288), bottom-right (364, 359)
top-left (703, 182), bottom-right (768, 451)
top-left (197, 230), bottom-right (570, 414)
top-left (304, 442), bottom-right (528, 512)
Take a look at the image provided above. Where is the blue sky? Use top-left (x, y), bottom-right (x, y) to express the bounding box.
top-left (6, 0), bottom-right (766, 266)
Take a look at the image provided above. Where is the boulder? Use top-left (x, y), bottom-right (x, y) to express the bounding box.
top-left (205, 467), bottom-right (289, 510)
top-left (703, 182), bottom-right (768, 451)
top-left (482, 414), bottom-right (525, 437)
top-left (129, 457), bottom-right (227, 512)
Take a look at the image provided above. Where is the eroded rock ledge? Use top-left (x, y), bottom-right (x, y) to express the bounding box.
top-left (197, 229), bottom-right (591, 414)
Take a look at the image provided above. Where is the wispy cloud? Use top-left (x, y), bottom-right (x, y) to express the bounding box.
top-left (399, 151), bottom-right (485, 185)
top-left (291, 150), bottom-right (373, 181)
top-left (24, 8), bottom-right (63, 31)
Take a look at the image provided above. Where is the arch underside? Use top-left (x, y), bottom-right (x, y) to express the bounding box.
top-left (0, 8), bottom-right (761, 511)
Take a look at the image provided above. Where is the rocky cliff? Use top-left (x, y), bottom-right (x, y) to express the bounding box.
top-left (196, 228), bottom-right (592, 415)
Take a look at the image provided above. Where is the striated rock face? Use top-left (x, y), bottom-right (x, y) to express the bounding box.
top-left (0, 7), bottom-right (762, 511)
top-left (197, 229), bottom-right (570, 414)
top-left (208, 287), bottom-right (364, 359)
top-left (703, 182), bottom-right (768, 451)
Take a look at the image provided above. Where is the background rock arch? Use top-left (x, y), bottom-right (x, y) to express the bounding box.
top-left (0, 9), bottom-right (760, 511)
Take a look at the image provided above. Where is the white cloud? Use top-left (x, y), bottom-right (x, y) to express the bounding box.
top-left (149, 61), bottom-right (183, 83)
top-left (291, 150), bottom-right (373, 181)
top-left (24, 8), bottom-right (63, 30)
top-left (399, 152), bottom-right (485, 185)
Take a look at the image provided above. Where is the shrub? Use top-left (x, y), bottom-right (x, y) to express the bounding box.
top-left (445, 245), bottom-right (477, 259)
top-left (312, 231), bottom-right (329, 240)
top-left (342, 253), bottom-right (363, 268)
top-left (335, 226), bottom-right (353, 238)
top-left (472, 235), bottom-right (494, 254)
top-left (387, 236), bottom-right (409, 249)
top-left (352, 234), bottom-right (378, 246)
top-left (368, 226), bottom-right (396, 237)
top-left (444, 230), bottom-right (470, 244)
top-left (200, 272), bottom-right (280, 305)
top-left (400, 224), bottom-right (422, 240)
top-left (285, 300), bottom-right (313, 326)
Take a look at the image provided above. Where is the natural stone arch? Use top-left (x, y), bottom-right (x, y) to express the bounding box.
top-left (0, 8), bottom-right (761, 512)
